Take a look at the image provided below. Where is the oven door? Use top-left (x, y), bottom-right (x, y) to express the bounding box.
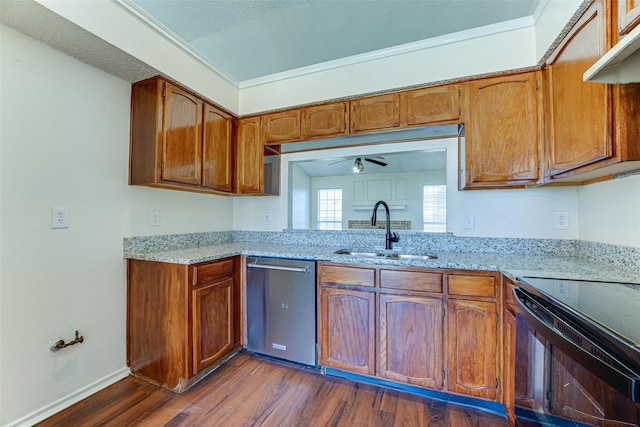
top-left (513, 286), bottom-right (640, 427)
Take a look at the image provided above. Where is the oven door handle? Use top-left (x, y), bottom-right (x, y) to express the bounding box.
top-left (513, 286), bottom-right (640, 402)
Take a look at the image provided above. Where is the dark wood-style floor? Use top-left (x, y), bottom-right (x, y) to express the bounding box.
top-left (37, 352), bottom-right (509, 426)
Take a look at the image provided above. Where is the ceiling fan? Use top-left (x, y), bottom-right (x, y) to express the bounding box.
top-left (329, 156), bottom-right (387, 173)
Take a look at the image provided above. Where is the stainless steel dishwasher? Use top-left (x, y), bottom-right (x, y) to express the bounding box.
top-left (246, 257), bottom-right (317, 366)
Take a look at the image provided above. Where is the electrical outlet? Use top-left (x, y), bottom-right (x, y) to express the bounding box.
top-left (553, 211), bottom-right (569, 230)
top-left (463, 213), bottom-right (475, 230)
top-left (263, 213), bottom-right (271, 225)
top-left (51, 207), bottom-right (70, 229)
top-left (150, 210), bottom-right (161, 226)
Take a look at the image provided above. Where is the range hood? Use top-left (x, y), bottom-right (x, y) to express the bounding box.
top-left (584, 24), bottom-right (640, 83)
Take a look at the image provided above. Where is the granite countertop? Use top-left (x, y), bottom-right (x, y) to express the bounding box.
top-left (124, 241), bottom-right (640, 285)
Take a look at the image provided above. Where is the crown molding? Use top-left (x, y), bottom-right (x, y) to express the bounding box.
top-left (114, 0), bottom-right (536, 90)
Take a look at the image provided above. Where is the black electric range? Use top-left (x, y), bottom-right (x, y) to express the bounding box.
top-left (513, 276), bottom-right (640, 426)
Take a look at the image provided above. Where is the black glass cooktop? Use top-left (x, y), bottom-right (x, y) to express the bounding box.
top-left (518, 277), bottom-right (640, 349)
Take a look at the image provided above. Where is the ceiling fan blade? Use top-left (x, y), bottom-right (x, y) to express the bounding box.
top-left (364, 157), bottom-right (387, 167)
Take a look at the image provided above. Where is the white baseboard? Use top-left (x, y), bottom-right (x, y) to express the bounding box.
top-left (6, 368), bottom-right (131, 427)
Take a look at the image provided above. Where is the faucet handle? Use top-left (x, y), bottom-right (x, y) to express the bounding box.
top-left (390, 232), bottom-right (400, 243)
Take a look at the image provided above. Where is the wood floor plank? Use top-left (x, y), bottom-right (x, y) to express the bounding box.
top-left (36, 352), bottom-right (509, 427)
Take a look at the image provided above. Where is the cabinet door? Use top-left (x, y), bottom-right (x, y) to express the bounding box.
top-left (619, 0), bottom-right (640, 35)
top-left (446, 299), bottom-right (498, 400)
top-left (202, 104), bottom-right (233, 192)
top-left (235, 117), bottom-right (263, 194)
top-left (464, 72), bottom-right (540, 188)
top-left (161, 82), bottom-right (203, 186)
top-left (401, 85), bottom-right (460, 126)
top-left (379, 294), bottom-right (443, 388)
top-left (302, 102), bottom-right (349, 140)
top-left (262, 110), bottom-right (301, 144)
top-left (350, 93), bottom-right (400, 134)
top-left (192, 277), bottom-right (236, 374)
top-left (321, 287), bottom-right (375, 375)
top-left (546, 1), bottom-right (612, 177)
top-left (503, 306), bottom-right (516, 425)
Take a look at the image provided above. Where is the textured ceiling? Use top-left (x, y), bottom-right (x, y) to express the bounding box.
top-left (129, 0), bottom-right (542, 82)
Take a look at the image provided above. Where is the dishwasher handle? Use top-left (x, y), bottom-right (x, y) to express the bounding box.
top-left (247, 262), bottom-right (309, 273)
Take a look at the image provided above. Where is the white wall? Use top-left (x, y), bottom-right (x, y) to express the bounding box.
top-left (239, 27), bottom-right (536, 114)
top-left (534, 0), bottom-right (584, 62)
top-left (577, 174), bottom-right (640, 247)
top-left (32, 0), bottom-right (239, 113)
top-left (234, 138), bottom-right (580, 239)
top-left (0, 24), bottom-right (232, 426)
top-left (289, 164), bottom-right (311, 229)
top-left (307, 170), bottom-right (446, 231)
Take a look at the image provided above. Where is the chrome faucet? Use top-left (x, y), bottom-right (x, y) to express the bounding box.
top-left (371, 200), bottom-right (399, 250)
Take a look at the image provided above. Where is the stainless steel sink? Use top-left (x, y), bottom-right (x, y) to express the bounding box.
top-left (385, 253), bottom-right (438, 260)
top-left (333, 249), bottom-right (386, 257)
top-left (334, 249), bottom-right (437, 260)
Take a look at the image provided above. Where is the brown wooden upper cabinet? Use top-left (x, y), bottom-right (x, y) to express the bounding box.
top-left (462, 72), bottom-right (541, 189)
top-left (130, 77), bottom-right (234, 194)
top-left (544, 0), bottom-right (640, 182)
top-left (261, 110), bottom-right (301, 145)
top-left (235, 116), bottom-right (263, 194)
top-left (350, 93), bottom-right (401, 134)
top-left (203, 104), bottom-right (234, 192)
top-left (302, 101), bottom-right (349, 140)
top-left (545, 1), bottom-right (612, 178)
top-left (400, 84), bottom-right (462, 126)
top-left (619, 0), bottom-right (640, 35)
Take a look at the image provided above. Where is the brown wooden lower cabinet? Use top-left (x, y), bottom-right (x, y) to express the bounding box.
top-left (127, 256), bottom-right (240, 391)
top-left (446, 298), bottom-right (498, 400)
top-left (320, 286), bottom-right (376, 375)
top-left (319, 262), bottom-right (500, 402)
top-left (379, 293), bottom-right (443, 388)
top-left (503, 306), bottom-right (516, 426)
top-left (192, 276), bottom-right (239, 374)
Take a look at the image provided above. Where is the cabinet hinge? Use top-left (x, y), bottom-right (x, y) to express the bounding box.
top-left (496, 378), bottom-right (499, 389)
top-left (442, 369), bottom-right (446, 380)
top-left (442, 306), bottom-right (446, 319)
top-left (535, 80), bottom-right (539, 91)
top-left (162, 88), bottom-right (166, 97)
top-left (496, 312), bottom-right (499, 323)
top-left (161, 164), bottom-right (164, 172)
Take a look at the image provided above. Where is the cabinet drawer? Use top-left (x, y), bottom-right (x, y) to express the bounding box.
top-left (380, 269), bottom-right (442, 293)
top-left (447, 274), bottom-right (496, 298)
top-left (193, 259), bottom-right (235, 286)
top-left (321, 264), bottom-right (375, 287)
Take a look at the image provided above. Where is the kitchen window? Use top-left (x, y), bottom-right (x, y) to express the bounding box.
top-left (423, 185), bottom-right (446, 232)
top-left (317, 188), bottom-right (343, 230)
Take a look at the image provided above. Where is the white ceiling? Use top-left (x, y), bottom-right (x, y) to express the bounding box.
top-left (127, 0), bottom-right (542, 83)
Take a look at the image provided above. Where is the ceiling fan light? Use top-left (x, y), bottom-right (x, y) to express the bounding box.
top-left (353, 158), bottom-right (364, 173)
